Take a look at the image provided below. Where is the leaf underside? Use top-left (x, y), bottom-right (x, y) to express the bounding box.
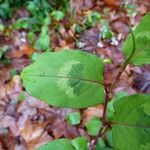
top-left (123, 13), bottom-right (150, 65)
top-left (112, 94), bottom-right (150, 150)
top-left (21, 50), bottom-right (105, 108)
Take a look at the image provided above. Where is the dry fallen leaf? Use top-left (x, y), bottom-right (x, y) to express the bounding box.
top-left (82, 105), bottom-right (104, 125)
top-left (11, 44), bottom-right (35, 58)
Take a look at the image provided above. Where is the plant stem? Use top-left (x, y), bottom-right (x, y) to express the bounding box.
top-left (92, 23), bottom-right (136, 149)
top-left (90, 124), bottom-right (108, 150)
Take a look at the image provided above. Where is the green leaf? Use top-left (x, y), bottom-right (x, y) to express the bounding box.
top-left (95, 139), bottom-right (106, 150)
top-left (75, 24), bottom-right (84, 34)
top-left (71, 137), bottom-right (89, 150)
top-left (34, 26), bottom-right (50, 51)
top-left (101, 23), bottom-right (112, 39)
top-left (21, 50), bottom-right (104, 108)
top-left (37, 139), bottom-right (75, 150)
top-left (27, 1), bottom-right (39, 14)
top-left (112, 94), bottom-right (150, 150)
top-left (0, 45), bottom-right (9, 59)
top-left (123, 13), bottom-right (150, 65)
top-left (107, 91), bottom-right (129, 121)
top-left (51, 10), bottom-right (65, 21)
top-left (85, 117), bottom-right (102, 136)
top-left (66, 111), bottom-right (81, 125)
top-left (0, 24), bottom-right (5, 31)
top-left (12, 18), bottom-right (29, 30)
top-left (106, 131), bottom-right (114, 148)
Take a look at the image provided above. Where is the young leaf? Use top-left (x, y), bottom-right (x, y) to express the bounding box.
top-left (66, 111), bottom-right (81, 125)
top-left (112, 94), bottom-right (150, 150)
top-left (106, 91), bottom-right (128, 121)
top-left (123, 13), bottom-right (150, 65)
top-left (12, 18), bottom-right (30, 30)
top-left (71, 137), bottom-right (89, 150)
top-left (95, 139), bottom-right (106, 150)
top-left (51, 10), bottom-right (65, 21)
top-left (34, 26), bottom-right (50, 51)
top-left (85, 117), bottom-right (102, 136)
top-left (21, 50), bottom-right (105, 108)
top-left (37, 139), bottom-right (75, 150)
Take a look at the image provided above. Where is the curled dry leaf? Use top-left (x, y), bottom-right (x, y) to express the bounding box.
top-left (5, 76), bottom-right (22, 100)
top-left (21, 120), bottom-right (52, 150)
top-left (82, 105), bottom-right (103, 126)
top-left (11, 44), bottom-right (35, 58)
top-left (0, 83), bottom-right (6, 100)
top-left (0, 67), bottom-right (11, 83)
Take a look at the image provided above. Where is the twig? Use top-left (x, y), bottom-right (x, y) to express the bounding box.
top-left (92, 21), bottom-right (136, 149)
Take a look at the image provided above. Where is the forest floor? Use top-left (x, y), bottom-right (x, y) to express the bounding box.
top-left (0, 0), bottom-right (150, 150)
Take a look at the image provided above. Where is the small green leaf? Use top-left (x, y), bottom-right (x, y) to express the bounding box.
top-left (27, 1), bottom-right (39, 14)
top-left (28, 31), bottom-right (36, 44)
top-left (92, 12), bottom-right (101, 20)
top-left (71, 137), bottom-right (89, 150)
top-left (43, 16), bottom-right (51, 26)
top-left (12, 18), bottom-right (29, 30)
top-left (123, 12), bottom-right (150, 65)
top-left (85, 15), bottom-right (95, 28)
top-left (75, 24), bottom-right (84, 34)
top-left (101, 22), bottom-right (112, 39)
top-left (107, 91), bottom-right (128, 121)
top-left (66, 111), bottom-right (81, 125)
top-left (106, 131), bottom-right (114, 148)
top-left (112, 94), bottom-right (150, 150)
top-left (0, 45), bottom-right (9, 59)
top-left (34, 26), bottom-right (50, 51)
top-left (51, 11), bottom-right (65, 21)
top-left (0, 24), bottom-right (5, 31)
top-left (95, 139), bottom-right (105, 150)
top-left (21, 50), bottom-right (105, 108)
top-left (18, 92), bottom-right (26, 101)
top-left (37, 139), bottom-right (75, 150)
top-left (85, 117), bottom-right (102, 136)
top-left (10, 68), bottom-right (17, 78)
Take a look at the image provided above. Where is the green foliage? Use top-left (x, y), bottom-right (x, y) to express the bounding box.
top-left (123, 12), bottom-right (150, 65)
top-left (112, 94), bottom-right (150, 150)
top-left (21, 50), bottom-right (105, 108)
top-left (37, 137), bottom-right (88, 150)
top-left (0, 1), bottom-right (11, 19)
top-left (100, 21), bottom-right (113, 39)
top-left (75, 24), bottom-right (84, 34)
top-left (106, 91), bottom-right (128, 121)
top-left (0, 24), bottom-right (5, 31)
top-left (28, 31), bottom-right (36, 44)
top-left (12, 18), bottom-right (29, 30)
top-left (106, 131), bottom-right (114, 148)
top-left (85, 11), bottom-right (101, 28)
top-left (71, 137), bottom-right (89, 150)
top-left (95, 139), bottom-right (106, 150)
top-left (37, 139), bottom-right (75, 150)
top-left (34, 26), bottom-right (50, 51)
top-left (50, 10), bottom-right (65, 21)
top-left (0, 45), bottom-right (9, 59)
top-left (19, 11), bottom-right (150, 150)
top-left (66, 111), bottom-right (81, 125)
top-left (85, 117), bottom-right (102, 136)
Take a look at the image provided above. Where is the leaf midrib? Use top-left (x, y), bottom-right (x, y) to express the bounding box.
top-left (23, 74), bottom-right (102, 85)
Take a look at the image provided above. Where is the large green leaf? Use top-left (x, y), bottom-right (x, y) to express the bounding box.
top-left (112, 94), bottom-right (150, 150)
top-left (37, 139), bottom-right (75, 150)
top-left (123, 13), bottom-right (150, 65)
top-left (21, 50), bottom-right (104, 108)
